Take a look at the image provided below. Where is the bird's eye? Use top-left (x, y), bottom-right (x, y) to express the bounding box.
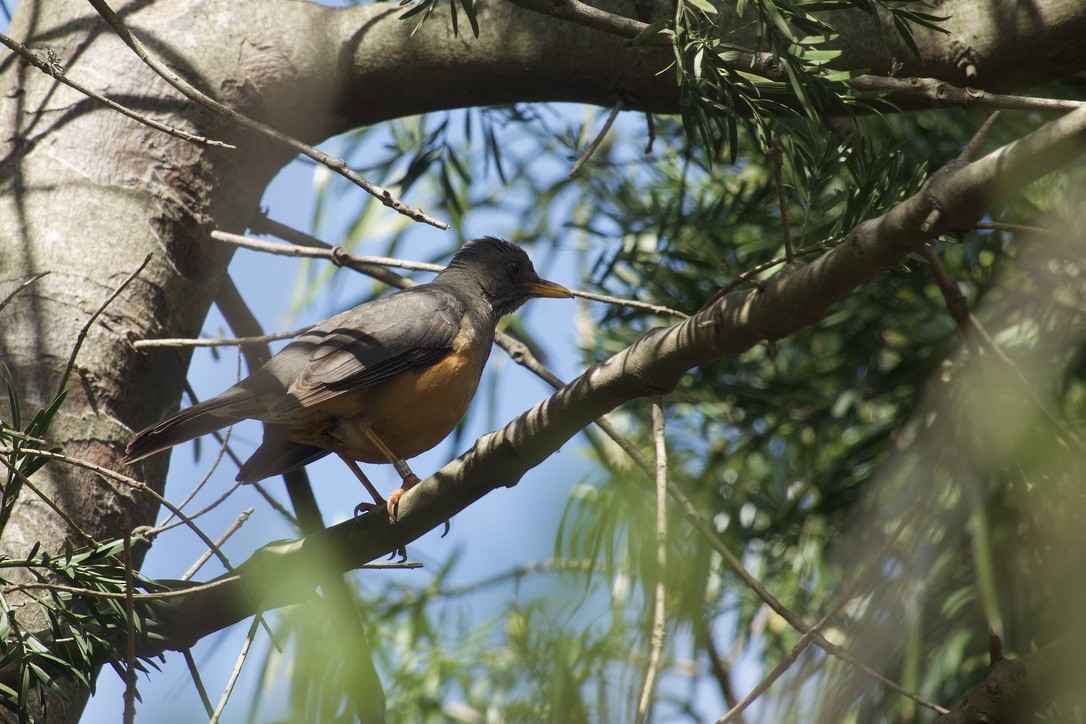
top-left (508, 261), bottom-right (521, 275)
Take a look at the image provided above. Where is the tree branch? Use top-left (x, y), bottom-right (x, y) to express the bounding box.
top-left (86, 0), bottom-right (447, 230)
top-left (124, 98), bottom-right (1086, 662)
top-left (0, 32), bottom-right (235, 148)
top-left (935, 636), bottom-right (1080, 723)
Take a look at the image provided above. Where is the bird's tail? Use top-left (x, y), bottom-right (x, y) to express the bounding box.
top-left (124, 393), bottom-right (251, 464)
top-left (235, 426), bottom-right (329, 482)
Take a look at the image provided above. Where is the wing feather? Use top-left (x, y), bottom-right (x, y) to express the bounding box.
top-left (249, 287), bottom-right (466, 414)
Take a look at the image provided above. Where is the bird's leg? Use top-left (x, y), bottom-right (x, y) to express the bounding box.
top-left (357, 427), bottom-right (421, 516)
top-left (339, 454), bottom-right (406, 559)
top-left (358, 428), bottom-right (447, 536)
top-left (337, 454), bottom-right (385, 516)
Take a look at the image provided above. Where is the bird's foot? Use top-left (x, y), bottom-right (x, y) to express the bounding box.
top-left (353, 499), bottom-right (385, 518)
top-left (384, 475), bottom-right (451, 536)
top-left (353, 500), bottom-right (408, 560)
top-left (386, 473), bottom-right (421, 520)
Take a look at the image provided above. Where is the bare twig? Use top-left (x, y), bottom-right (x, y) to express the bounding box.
top-left (503, 0), bottom-right (664, 40)
top-left (57, 253), bottom-right (151, 397)
top-left (86, 0), bottom-right (447, 230)
top-left (635, 396), bottom-right (669, 724)
top-left (922, 243), bottom-right (1086, 458)
top-left (134, 328), bottom-right (307, 349)
top-left (213, 230), bottom-right (442, 272)
top-left (698, 242), bottom-right (826, 313)
top-left (701, 624), bottom-right (744, 717)
top-left (0, 272), bottom-right (47, 315)
top-left (771, 137), bottom-right (794, 264)
top-left (0, 32), bottom-right (234, 149)
top-left (2, 576), bottom-right (240, 601)
top-left (410, 559), bottom-right (598, 601)
top-left (961, 111), bottom-right (1000, 163)
top-left (179, 508), bottom-right (283, 654)
top-left (156, 355), bottom-right (242, 533)
top-left (183, 649), bottom-right (214, 719)
top-left (971, 221), bottom-right (1054, 236)
top-left (182, 509), bottom-right (253, 581)
top-left (251, 213), bottom-right (416, 288)
top-left (157, 424), bottom-right (235, 529)
top-left (717, 500), bottom-right (923, 723)
top-left (568, 289), bottom-right (686, 318)
top-left (208, 615), bottom-right (260, 724)
top-left (6, 446), bottom-right (237, 571)
top-left (920, 245), bottom-right (970, 330)
top-left (122, 520), bottom-right (137, 724)
top-left (184, 382), bottom-right (296, 526)
top-left (217, 229), bottom-right (687, 317)
top-left (569, 97), bottom-right (625, 178)
top-left (0, 454), bottom-right (96, 545)
top-left (136, 478), bottom-right (247, 540)
top-left (848, 76), bottom-right (1083, 114)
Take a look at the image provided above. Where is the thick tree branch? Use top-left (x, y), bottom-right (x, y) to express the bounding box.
top-left (935, 637), bottom-right (1080, 723)
top-left (87, 0), bottom-right (447, 230)
top-left (0, 31), bottom-right (234, 148)
top-left (322, 0), bottom-right (1086, 131)
top-left (125, 99), bottom-right (1086, 660)
top-left (494, 0), bottom-right (1086, 114)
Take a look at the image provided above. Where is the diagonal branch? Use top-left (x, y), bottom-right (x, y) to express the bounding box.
top-left (125, 99), bottom-right (1086, 661)
top-left (0, 32), bottom-right (235, 148)
top-left (86, 0), bottom-right (447, 230)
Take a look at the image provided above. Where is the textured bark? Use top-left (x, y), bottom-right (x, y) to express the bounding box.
top-left (0, 0), bottom-right (1085, 720)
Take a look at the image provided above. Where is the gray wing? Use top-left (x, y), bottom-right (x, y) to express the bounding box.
top-left (238, 286), bottom-right (465, 414)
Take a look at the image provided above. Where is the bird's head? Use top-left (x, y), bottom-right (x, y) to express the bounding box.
top-left (439, 237), bottom-right (572, 316)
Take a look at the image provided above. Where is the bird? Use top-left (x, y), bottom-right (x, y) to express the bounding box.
top-left (124, 237), bottom-right (572, 517)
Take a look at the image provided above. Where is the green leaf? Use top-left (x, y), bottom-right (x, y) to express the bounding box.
top-left (892, 15), bottom-right (921, 58)
top-left (459, 0), bottom-right (480, 37)
top-left (3, 364), bottom-right (19, 431)
top-left (25, 389), bottom-right (66, 439)
top-left (686, 0), bottom-right (718, 15)
top-left (761, 0), bottom-right (797, 41)
top-left (629, 19), bottom-right (671, 47)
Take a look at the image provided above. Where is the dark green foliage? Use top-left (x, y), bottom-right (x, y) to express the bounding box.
top-left (0, 536), bottom-right (171, 723)
top-left (0, 365), bottom-right (66, 533)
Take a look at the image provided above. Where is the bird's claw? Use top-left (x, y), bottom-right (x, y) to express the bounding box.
top-left (386, 473), bottom-right (422, 521)
top-left (353, 500), bottom-right (382, 518)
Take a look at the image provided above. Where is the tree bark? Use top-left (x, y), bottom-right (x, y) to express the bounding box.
top-left (1, 0), bottom-right (1085, 720)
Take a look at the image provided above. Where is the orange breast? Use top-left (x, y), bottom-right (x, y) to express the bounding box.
top-left (350, 346), bottom-right (484, 460)
top-left (286, 321), bottom-right (488, 463)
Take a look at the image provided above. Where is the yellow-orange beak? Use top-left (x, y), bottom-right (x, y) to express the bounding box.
top-left (525, 278), bottom-right (574, 299)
